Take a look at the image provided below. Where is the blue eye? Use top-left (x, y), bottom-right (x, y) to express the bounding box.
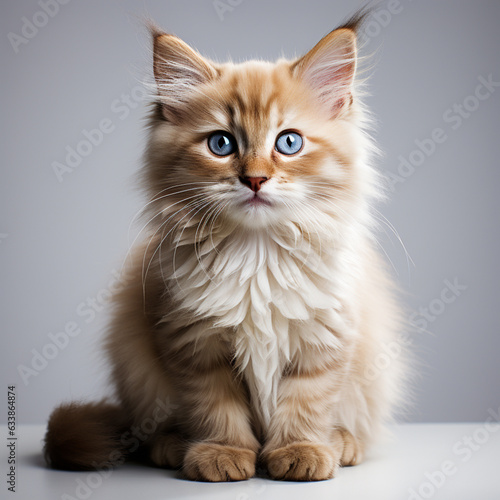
top-left (275, 131), bottom-right (303, 155)
top-left (208, 132), bottom-right (237, 156)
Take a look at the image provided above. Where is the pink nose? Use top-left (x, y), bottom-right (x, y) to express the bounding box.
top-left (240, 176), bottom-right (268, 193)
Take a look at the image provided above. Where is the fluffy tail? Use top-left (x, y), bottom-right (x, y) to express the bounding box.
top-left (44, 401), bottom-right (131, 471)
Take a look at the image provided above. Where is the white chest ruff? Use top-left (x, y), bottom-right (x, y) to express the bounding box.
top-left (171, 230), bottom-right (348, 427)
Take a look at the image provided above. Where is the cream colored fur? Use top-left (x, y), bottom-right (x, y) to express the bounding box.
top-left (57, 18), bottom-right (408, 482)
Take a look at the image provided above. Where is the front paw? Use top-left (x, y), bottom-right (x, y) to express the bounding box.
top-left (183, 442), bottom-right (256, 482)
top-left (264, 442), bottom-right (339, 481)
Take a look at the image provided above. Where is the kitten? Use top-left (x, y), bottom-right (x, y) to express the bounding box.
top-left (44, 14), bottom-right (406, 482)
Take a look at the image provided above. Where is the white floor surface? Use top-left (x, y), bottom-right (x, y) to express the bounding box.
top-left (2, 423), bottom-right (499, 500)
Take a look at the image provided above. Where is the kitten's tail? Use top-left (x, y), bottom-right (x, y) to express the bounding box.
top-left (44, 401), bottom-right (131, 471)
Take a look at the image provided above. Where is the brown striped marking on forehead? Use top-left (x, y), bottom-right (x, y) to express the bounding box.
top-left (216, 62), bottom-right (286, 156)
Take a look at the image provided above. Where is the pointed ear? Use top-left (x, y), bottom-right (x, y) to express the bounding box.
top-left (292, 28), bottom-right (357, 118)
top-left (153, 33), bottom-right (217, 122)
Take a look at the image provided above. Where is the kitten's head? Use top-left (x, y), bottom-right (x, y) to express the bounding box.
top-left (144, 20), bottom-right (377, 240)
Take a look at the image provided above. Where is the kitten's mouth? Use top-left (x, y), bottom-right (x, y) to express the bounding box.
top-left (246, 194), bottom-right (272, 207)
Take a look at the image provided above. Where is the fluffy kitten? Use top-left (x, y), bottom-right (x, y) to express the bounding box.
top-left (44, 15), bottom-right (406, 482)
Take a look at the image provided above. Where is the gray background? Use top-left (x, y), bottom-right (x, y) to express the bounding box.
top-left (1, 0), bottom-right (499, 425)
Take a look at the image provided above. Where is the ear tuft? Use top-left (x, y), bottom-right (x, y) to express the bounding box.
top-left (152, 32), bottom-right (217, 122)
top-left (293, 28), bottom-right (357, 118)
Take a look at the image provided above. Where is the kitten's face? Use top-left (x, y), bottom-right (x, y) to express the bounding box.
top-left (147, 29), bottom-right (368, 233)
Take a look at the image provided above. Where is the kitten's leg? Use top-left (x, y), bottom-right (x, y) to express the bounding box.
top-left (166, 335), bottom-right (260, 481)
top-left (262, 347), bottom-right (362, 481)
top-left (180, 364), bottom-right (260, 481)
top-left (149, 433), bottom-right (186, 468)
top-left (331, 427), bottom-right (364, 466)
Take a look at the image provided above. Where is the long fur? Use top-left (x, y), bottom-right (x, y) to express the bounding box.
top-left (45, 12), bottom-right (408, 481)
top-left (44, 401), bottom-right (129, 471)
